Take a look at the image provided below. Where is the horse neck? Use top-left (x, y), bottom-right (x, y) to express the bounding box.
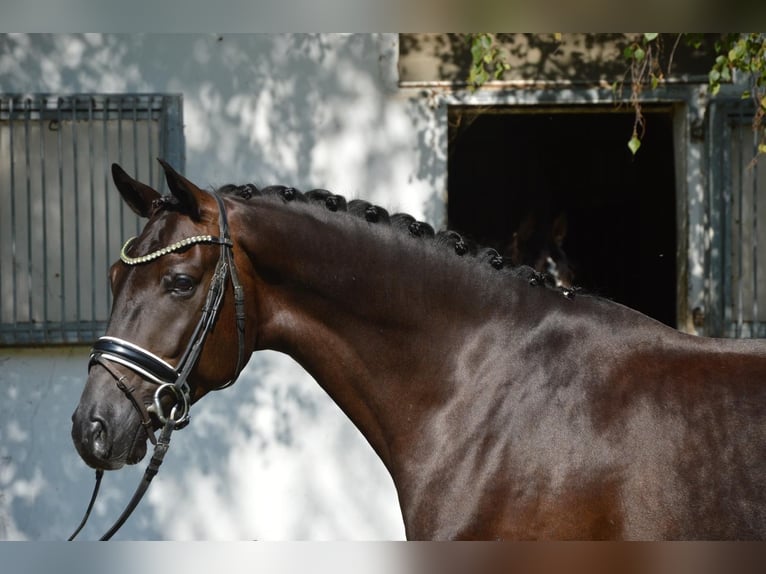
top-left (233, 196), bottom-right (522, 469)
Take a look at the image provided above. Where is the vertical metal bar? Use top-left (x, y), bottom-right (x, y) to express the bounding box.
top-left (39, 96), bottom-right (49, 341)
top-left (117, 95), bottom-right (125, 244)
top-left (104, 95), bottom-right (113, 317)
top-left (158, 96), bottom-right (167, 179)
top-left (9, 98), bottom-right (18, 330)
top-left (132, 96), bottom-right (140, 236)
top-left (162, 94), bottom-right (185, 180)
top-left (89, 95), bottom-right (97, 340)
top-left (146, 96), bottom-right (154, 190)
top-left (132, 95), bottom-right (139, 176)
top-left (72, 96), bottom-right (82, 328)
top-left (57, 97), bottom-right (66, 335)
top-left (0, 97), bottom-right (4, 338)
top-left (24, 98), bottom-right (34, 339)
top-left (24, 99), bottom-right (34, 339)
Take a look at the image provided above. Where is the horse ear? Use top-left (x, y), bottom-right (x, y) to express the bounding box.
top-left (111, 163), bottom-right (161, 218)
top-left (516, 212), bottom-right (536, 242)
top-left (507, 232), bottom-right (522, 265)
top-left (158, 159), bottom-right (204, 221)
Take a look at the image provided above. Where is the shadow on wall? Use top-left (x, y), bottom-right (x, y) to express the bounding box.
top-left (0, 348), bottom-right (95, 540)
top-left (145, 352), bottom-right (403, 540)
top-left (0, 347), bottom-right (403, 540)
top-left (0, 33), bottom-right (426, 540)
top-left (0, 33), bottom-right (442, 214)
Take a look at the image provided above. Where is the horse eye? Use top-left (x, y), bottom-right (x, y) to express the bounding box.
top-left (171, 275), bottom-right (196, 294)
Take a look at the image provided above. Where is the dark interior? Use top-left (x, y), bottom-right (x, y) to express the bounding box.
top-left (447, 106), bottom-right (677, 327)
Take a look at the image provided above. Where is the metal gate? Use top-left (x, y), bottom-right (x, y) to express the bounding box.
top-left (0, 94), bottom-right (184, 345)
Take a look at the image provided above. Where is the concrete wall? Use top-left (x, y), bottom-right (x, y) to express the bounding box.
top-left (0, 33), bottom-right (447, 540)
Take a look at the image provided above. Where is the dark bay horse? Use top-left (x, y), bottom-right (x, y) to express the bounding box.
top-left (505, 211), bottom-right (574, 288)
top-left (72, 160), bottom-right (766, 540)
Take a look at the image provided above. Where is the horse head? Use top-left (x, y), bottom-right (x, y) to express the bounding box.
top-left (507, 211), bottom-right (575, 288)
top-left (70, 161), bottom-right (252, 470)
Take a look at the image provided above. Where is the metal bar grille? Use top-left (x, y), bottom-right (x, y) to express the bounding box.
top-left (0, 94), bottom-right (184, 346)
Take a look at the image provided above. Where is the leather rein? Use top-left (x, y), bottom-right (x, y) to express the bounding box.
top-left (69, 192), bottom-right (246, 540)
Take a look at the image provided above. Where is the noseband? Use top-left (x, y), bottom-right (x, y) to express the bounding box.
top-left (70, 191), bottom-right (246, 541)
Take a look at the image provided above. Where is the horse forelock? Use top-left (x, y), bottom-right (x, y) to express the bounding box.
top-left (148, 194), bottom-right (188, 216)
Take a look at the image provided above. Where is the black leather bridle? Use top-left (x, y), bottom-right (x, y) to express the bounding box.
top-left (69, 191), bottom-right (246, 540)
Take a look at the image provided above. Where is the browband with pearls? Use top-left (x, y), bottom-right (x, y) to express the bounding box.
top-left (120, 235), bottom-right (233, 266)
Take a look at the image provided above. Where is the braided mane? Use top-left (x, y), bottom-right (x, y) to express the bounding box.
top-left (215, 183), bottom-right (578, 298)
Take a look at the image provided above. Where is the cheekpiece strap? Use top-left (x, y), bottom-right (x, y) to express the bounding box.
top-left (120, 235), bottom-right (232, 266)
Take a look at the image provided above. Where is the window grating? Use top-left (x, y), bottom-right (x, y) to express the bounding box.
top-left (0, 94), bottom-right (184, 345)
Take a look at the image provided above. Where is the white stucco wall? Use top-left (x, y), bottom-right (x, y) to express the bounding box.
top-left (0, 33), bottom-right (448, 540)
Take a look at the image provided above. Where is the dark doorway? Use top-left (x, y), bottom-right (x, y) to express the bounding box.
top-left (447, 106), bottom-right (677, 328)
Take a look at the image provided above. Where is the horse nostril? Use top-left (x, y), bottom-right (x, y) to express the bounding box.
top-left (89, 417), bottom-right (109, 459)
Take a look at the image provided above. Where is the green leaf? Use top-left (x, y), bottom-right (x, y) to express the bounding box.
top-left (623, 46), bottom-right (635, 60)
top-left (643, 33), bottom-right (658, 42)
top-left (628, 135), bottom-right (642, 155)
top-left (685, 33), bottom-right (704, 50)
top-left (759, 143), bottom-right (766, 155)
top-left (729, 41), bottom-right (746, 62)
top-left (634, 47), bottom-right (645, 62)
top-left (471, 44), bottom-right (484, 63)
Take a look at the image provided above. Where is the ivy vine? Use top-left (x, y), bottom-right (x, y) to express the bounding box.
top-left (466, 33), bottom-right (766, 157)
top-left (616, 33), bottom-right (668, 155)
top-left (467, 33), bottom-right (509, 90)
top-left (709, 33), bottom-right (766, 155)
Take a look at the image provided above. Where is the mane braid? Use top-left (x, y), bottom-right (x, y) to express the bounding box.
top-left (216, 182), bottom-right (577, 298)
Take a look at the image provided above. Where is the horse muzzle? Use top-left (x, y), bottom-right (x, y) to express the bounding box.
top-left (71, 396), bottom-right (149, 470)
